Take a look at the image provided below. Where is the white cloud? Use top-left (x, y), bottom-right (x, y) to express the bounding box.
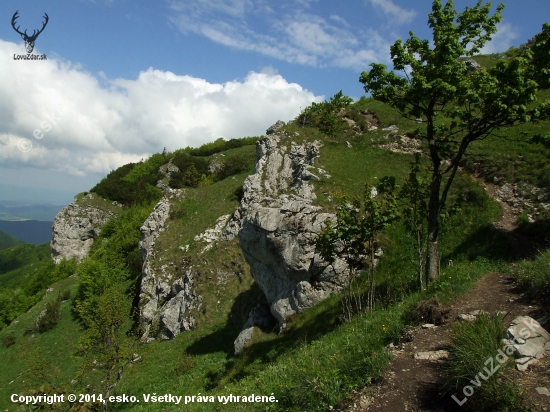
top-left (366, 0), bottom-right (416, 25)
top-left (0, 39), bottom-right (320, 178)
top-left (168, 2), bottom-right (391, 70)
top-left (479, 22), bottom-right (519, 54)
top-left (329, 15), bottom-right (350, 27)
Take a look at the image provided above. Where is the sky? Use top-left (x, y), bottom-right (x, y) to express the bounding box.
top-left (0, 0), bottom-right (549, 206)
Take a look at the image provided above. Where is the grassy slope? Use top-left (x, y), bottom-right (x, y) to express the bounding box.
top-left (0, 230), bottom-right (24, 252)
top-left (0, 243), bottom-right (51, 291)
top-left (0, 276), bottom-right (81, 401)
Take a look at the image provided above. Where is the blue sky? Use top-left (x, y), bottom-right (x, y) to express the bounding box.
top-left (1, 0), bottom-right (549, 207)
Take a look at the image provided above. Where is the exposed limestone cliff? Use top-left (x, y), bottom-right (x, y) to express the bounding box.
top-left (50, 193), bottom-right (118, 263)
top-left (138, 191), bottom-right (201, 342)
top-left (237, 131), bottom-right (349, 328)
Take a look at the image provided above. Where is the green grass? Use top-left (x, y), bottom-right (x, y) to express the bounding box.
top-left (446, 314), bottom-right (526, 411)
top-left (513, 248), bottom-right (550, 306)
top-left (0, 276), bottom-right (81, 406)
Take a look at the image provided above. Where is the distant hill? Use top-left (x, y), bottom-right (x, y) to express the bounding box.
top-left (0, 220), bottom-right (52, 245)
top-left (0, 230), bottom-right (24, 251)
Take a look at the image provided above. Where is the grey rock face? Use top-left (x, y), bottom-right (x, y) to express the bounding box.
top-left (464, 59), bottom-right (481, 72)
top-left (234, 304), bottom-right (276, 355)
top-left (139, 194), bottom-right (200, 341)
top-left (237, 133), bottom-right (349, 328)
top-left (51, 196), bottom-right (115, 263)
top-left (266, 120), bottom-right (285, 135)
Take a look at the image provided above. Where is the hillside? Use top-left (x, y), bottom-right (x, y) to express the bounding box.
top-left (0, 230), bottom-right (23, 251)
top-left (0, 51), bottom-right (549, 411)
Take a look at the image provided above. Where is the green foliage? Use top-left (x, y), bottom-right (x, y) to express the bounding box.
top-left (122, 153), bottom-right (165, 184)
top-left (0, 251), bottom-right (76, 331)
top-left (2, 333), bottom-right (15, 347)
top-left (399, 154), bottom-right (430, 290)
top-left (77, 284), bottom-right (137, 399)
top-left (75, 204), bottom-right (151, 320)
top-left (91, 154), bottom-right (164, 205)
top-left (447, 314), bottom-right (526, 411)
top-left (187, 136), bottom-right (259, 156)
top-left (359, 0), bottom-right (549, 282)
top-left (316, 177), bottom-right (400, 315)
top-left (514, 249), bottom-right (550, 305)
top-left (530, 23), bottom-right (550, 89)
top-left (296, 91), bottom-right (353, 136)
top-left (37, 299), bottom-right (62, 333)
top-left (0, 230), bottom-right (24, 251)
top-left (213, 150), bottom-right (256, 181)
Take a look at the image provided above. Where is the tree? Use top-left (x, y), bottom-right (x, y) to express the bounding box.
top-left (77, 285), bottom-right (137, 411)
top-left (316, 178), bottom-right (400, 317)
top-left (530, 23), bottom-right (550, 89)
top-left (399, 154), bottom-right (430, 291)
top-left (360, 0), bottom-right (548, 282)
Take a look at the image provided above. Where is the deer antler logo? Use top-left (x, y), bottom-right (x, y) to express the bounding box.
top-left (11, 11), bottom-right (49, 54)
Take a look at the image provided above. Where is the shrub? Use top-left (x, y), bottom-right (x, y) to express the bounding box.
top-left (91, 154), bottom-right (164, 205)
top-left (37, 300), bottom-right (62, 333)
top-left (214, 151), bottom-right (256, 181)
top-left (295, 91), bottom-right (353, 136)
top-left (59, 289), bottom-right (71, 302)
top-left (3, 333), bottom-right (16, 347)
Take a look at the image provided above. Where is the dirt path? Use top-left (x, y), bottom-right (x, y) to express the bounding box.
top-left (334, 180), bottom-right (550, 411)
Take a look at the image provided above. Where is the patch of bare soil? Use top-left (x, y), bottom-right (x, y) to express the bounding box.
top-left (333, 179), bottom-right (550, 412)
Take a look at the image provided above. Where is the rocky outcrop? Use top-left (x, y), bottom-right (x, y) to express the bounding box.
top-left (494, 182), bottom-right (550, 219)
top-left (502, 316), bottom-right (550, 371)
top-left (138, 193), bottom-right (200, 342)
top-left (237, 131), bottom-right (349, 329)
top-left (50, 194), bottom-right (116, 263)
top-left (266, 120), bottom-right (285, 135)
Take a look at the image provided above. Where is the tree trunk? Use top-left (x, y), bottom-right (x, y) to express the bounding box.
top-left (426, 159), bottom-right (442, 284)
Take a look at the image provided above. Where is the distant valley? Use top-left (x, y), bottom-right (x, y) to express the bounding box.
top-left (0, 220), bottom-right (53, 245)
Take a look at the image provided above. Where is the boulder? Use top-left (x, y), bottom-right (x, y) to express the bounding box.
top-left (266, 120), bottom-right (285, 135)
top-left (502, 316), bottom-right (550, 371)
top-left (50, 197), bottom-right (115, 263)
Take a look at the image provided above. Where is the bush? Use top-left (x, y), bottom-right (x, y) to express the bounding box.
top-left (91, 154), bottom-right (164, 205)
top-left (59, 289), bottom-right (71, 302)
top-left (37, 300), bottom-right (62, 333)
top-left (214, 151), bottom-right (256, 181)
top-left (187, 136), bottom-right (259, 157)
top-left (295, 91), bottom-right (353, 136)
top-left (3, 333), bottom-right (16, 347)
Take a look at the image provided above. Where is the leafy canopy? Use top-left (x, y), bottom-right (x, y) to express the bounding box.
top-left (359, 0), bottom-right (545, 156)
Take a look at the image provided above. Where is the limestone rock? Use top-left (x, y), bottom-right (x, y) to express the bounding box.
top-left (51, 198), bottom-right (115, 263)
top-left (503, 316), bottom-right (550, 371)
top-left (194, 214), bottom-right (232, 252)
top-left (234, 304), bottom-right (275, 355)
top-left (464, 59), bottom-right (481, 72)
top-left (237, 133), bottom-right (350, 327)
top-left (266, 120), bottom-right (285, 135)
top-left (414, 350), bottom-right (449, 361)
top-left (138, 195), bottom-right (201, 341)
